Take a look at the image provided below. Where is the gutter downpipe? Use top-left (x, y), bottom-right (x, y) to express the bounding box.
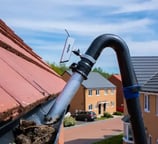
top-left (46, 34), bottom-right (147, 144)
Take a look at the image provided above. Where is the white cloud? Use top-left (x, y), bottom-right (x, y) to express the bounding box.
top-left (1, 0), bottom-right (157, 74)
top-left (6, 17), bottom-right (153, 38)
top-left (128, 40), bottom-right (158, 56)
top-left (113, 0), bottom-right (158, 14)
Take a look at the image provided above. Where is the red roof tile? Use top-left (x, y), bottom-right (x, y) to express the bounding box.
top-left (0, 20), bottom-right (65, 121)
top-left (0, 87), bottom-right (20, 120)
top-left (0, 20), bottom-right (59, 76)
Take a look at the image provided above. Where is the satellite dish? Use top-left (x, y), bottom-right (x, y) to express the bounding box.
top-left (60, 30), bottom-right (75, 63)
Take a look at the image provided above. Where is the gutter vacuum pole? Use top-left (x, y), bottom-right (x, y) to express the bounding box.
top-left (46, 34), bottom-right (147, 144)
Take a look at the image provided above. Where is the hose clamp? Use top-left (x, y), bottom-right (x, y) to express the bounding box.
top-left (81, 54), bottom-right (96, 64)
top-left (123, 85), bottom-right (140, 100)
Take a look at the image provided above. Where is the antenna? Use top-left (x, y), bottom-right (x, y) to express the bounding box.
top-left (65, 29), bottom-right (70, 37)
top-left (60, 29), bottom-right (75, 63)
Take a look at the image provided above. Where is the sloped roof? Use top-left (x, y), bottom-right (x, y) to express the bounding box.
top-left (82, 72), bottom-right (115, 89)
top-left (0, 20), bottom-right (65, 121)
top-left (65, 70), bottom-right (115, 89)
top-left (141, 72), bottom-right (158, 93)
top-left (131, 56), bottom-right (158, 86)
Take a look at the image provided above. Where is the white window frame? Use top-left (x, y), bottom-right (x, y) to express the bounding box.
top-left (104, 89), bottom-right (108, 95)
top-left (144, 94), bottom-right (150, 112)
top-left (88, 89), bottom-right (92, 96)
top-left (96, 89), bottom-right (100, 96)
top-left (88, 104), bottom-right (93, 110)
top-left (148, 134), bottom-right (152, 144)
top-left (106, 102), bottom-right (110, 108)
top-left (123, 122), bottom-right (134, 144)
top-left (111, 88), bottom-right (115, 95)
top-left (110, 101), bottom-right (115, 108)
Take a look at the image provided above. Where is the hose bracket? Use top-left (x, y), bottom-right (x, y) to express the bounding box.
top-left (123, 85), bottom-right (140, 100)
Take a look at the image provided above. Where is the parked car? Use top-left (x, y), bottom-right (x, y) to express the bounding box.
top-left (73, 111), bottom-right (97, 121)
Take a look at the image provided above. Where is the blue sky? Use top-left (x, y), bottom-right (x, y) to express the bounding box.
top-left (1, 0), bottom-right (158, 74)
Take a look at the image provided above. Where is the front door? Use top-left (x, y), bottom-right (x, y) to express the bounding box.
top-left (98, 104), bottom-right (101, 114)
top-left (103, 103), bottom-right (106, 112)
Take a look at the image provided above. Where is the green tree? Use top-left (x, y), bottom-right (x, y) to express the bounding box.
top-left (47, 62), bottom-right (69, 75)
top-left (92, 67), bottom-right (111, 78)
top-left (48, 62), bottom-right (111, 79)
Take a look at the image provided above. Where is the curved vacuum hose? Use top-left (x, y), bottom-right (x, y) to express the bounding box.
top-left (46, 34), bottom-right (147, 144)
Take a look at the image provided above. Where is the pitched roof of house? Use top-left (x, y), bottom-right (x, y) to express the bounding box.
top-left (0, 20), bottom-right (65, 121)
top-left (131, 56), bottom-right (158, 86)
top-left (141, 72), bottom-right (158, 92)
top-left (64, 71), bottom-right (115, 89)
top-left (131, 56), bottom-right (158, 92)
top-left (82, 72), bottom-right (115, 89)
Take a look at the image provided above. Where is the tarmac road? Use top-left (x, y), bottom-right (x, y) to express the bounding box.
top-left (64, 116), bottom-right (123, 144)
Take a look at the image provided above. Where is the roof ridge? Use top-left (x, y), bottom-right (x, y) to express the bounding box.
top-left (0, 19), bottom-right (60, 77)
top-left (0, 20), bottom-right (36, 56)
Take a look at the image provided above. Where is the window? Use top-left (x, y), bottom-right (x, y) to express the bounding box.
top-left (104, 89), bottom-right (108, 95)
top-left (156, 139), bottom-right (158, 144)
top-left (111, 101), bottom-right (115, 107)
top-left (156, 96), bottom-right (158, 115)
top-left (144, 94), bottom-right (150, 112)
top-left (148, 135), bottom-right (152, 144)
top-left (96, 89), bottom-right (100, 96)
top-left (88, 89), bottom-right (92, 96)
top-left (98, 104), bottom-right (101, 114)
top-left (111, 88), bottom-right (115, 94)
top-left (123, 122), bottom-right (134, 143)
top-left (88, 104), bottom-right (93, 110)
top-left (103, 103), bottom-right (106, 112)
top-left (106, 102), bottom-right (110, 108)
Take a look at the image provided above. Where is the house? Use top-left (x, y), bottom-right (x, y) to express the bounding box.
top-left (122, 56), bottom-right (158, 144)
top-left (62, 71), bottom-right (116, 116)
top-left (108, 74), bottom-right (124, 112)
top-left (0, 20), bottom-right (65, 143)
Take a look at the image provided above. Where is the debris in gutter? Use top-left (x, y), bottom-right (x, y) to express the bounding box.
top-left (14, 119), bottom-right (56, 144)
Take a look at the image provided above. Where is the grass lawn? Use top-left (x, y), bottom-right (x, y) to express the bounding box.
top-left (93, 134), bottom-right (123, 144)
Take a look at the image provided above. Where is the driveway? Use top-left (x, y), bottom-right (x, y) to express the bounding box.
top-left (64, 116), bottom-right (123, 144)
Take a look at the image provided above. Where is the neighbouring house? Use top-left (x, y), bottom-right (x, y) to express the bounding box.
top-left (108, 74), bottom-right (124, 112)
top-left (122, 56), bottom-right (158, 144)
top-left (62, 71), bottom-right (116, 117)
top-left (0, 20), bottom-right (65, 144)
